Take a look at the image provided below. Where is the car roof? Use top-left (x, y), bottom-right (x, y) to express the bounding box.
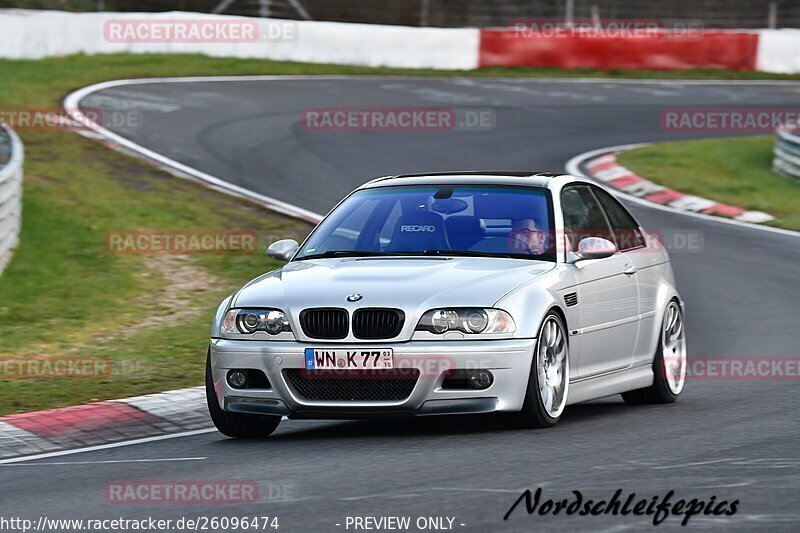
top-left (359, 171), bottom-right (586, 191)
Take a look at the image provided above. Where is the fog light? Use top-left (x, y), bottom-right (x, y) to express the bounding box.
top-left (468, 370), bottom-right (493, 390)
top-left (227, 370), bottom-right (248, 389)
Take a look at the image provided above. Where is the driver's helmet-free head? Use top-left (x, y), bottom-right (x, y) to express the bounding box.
top-left (510, 218), bottom-right (547, 254)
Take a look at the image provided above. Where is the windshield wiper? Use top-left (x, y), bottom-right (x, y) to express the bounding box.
top-left (298, 249), bottom-right (531, 261)
top-left (296, 250), bottom-right (406, 260)
top-left (418, 249), bottom-right (519, 259)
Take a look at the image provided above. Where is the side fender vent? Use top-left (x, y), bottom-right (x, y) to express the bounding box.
top-left (564, 292), bottom-right (578, 307)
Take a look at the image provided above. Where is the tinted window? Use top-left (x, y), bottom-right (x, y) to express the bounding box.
top-left (296, 185), bottom-right (556, 261)
top-left (592, 186), bottom-right (646, 251)
top-left (561, 185), bottom-right (614, 251)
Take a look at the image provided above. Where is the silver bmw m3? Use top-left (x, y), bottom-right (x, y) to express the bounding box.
top-left (206, 172), bottom-right (687, 437)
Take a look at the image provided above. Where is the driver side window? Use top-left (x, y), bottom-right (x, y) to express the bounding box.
top-left (561, 185), bottom-right (614, 252)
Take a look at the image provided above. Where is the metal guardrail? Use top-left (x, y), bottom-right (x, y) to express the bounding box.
top-left (773, 128), bottom-right (800, 181)
top-left (0, 122), bottom-right (23, 275)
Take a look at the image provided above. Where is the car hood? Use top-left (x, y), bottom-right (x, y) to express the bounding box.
top-left (233, 257), bottom-right (554, 314)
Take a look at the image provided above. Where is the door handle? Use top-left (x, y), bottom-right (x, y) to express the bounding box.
top-left (623, 264), bottom-right (637, 276)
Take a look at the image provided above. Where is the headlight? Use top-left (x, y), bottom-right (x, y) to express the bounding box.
top-left (221, 308), bottom-right (291, 335)
top-left (416, 308), bottom-right (516, 334)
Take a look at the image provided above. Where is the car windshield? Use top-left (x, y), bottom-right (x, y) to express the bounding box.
top-left (295, 185), bottom-right (556, 261)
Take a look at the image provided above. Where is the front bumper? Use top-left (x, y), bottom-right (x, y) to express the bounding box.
top-left (209, 338), bottom-right (536, 419)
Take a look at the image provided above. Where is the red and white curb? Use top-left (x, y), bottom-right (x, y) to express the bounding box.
top-left (582, 149), bottom-right (775, 224)
top-left (0, 386), bottom-right (208, 459)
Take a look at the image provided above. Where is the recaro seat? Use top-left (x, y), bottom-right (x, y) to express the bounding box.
top-left (385, 211), bottom-right (448, 252)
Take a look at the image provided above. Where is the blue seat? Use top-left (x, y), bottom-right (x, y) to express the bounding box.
top-left (385, 212), bottom-right (448, 252)
top-left (446, 216), bottom-right (485, 251)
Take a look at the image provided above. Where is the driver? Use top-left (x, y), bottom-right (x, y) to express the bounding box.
top-left (509, 218), bottom-right (548, 254)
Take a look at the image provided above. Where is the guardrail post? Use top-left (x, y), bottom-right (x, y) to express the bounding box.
top-left (591, 5), bottom-right (601, 28)
top-left (259, 0), bottom-right (271, 18)
top-left (773, 128), bottom-right (800, 181)
top-left (565, 0), bottom-right (575, 27)
top-left (0, 123), bottom-right (24, 276)
top-left (420, 0), bottom-right (430, 27)
top-left (768, 2), bottom-right (778, 29)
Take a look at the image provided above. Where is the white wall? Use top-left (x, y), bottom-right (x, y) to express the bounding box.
top-left (757, 29), bottom-right (800, 74)
top-left (0, 10), bottom-right (480, 70)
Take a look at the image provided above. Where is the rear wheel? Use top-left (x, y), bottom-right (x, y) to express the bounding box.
top-left (622, 300), bottom-right (686, 404)
top-left (206, 350), bottom-right (281, 438)
top-left (506, 312), bottom-right (569, 429)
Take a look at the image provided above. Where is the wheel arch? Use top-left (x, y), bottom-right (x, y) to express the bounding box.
top-left (545, 305), bottom-right (569, 342)
top-left (646, 285), bottom-right (684, 363)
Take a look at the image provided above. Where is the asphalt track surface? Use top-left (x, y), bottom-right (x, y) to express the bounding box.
top-left (2, 78), bottom-right (799, 532)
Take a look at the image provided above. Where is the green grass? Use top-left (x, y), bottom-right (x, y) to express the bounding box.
top-left (0, 129), bottom-right (311, 414)
top-left (0, 57), bottom-right (357, 415)
top-left (1, 53), bottom-right (799, 415)
top-left (617, 136), bottom-right (800, 231)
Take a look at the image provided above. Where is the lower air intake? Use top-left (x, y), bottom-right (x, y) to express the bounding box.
top-left (283, 369), bottom-right (419, 401)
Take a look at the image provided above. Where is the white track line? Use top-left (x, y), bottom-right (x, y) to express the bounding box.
top-left (0, 428), bottom-right (217, 465)
top-left (64, 78), bottom-right (325, 224)
top-left (565, 143), bottom-right (800, 238)
top-left (1, 457), bottom-right (207, 467)
top-left (62, 75), bottom-right (800, 86)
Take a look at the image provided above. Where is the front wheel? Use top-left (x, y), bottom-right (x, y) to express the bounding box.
top-left (506, 312), bottom-right (569, 429)
top-left (622, 299), bottom-right (686, 405)
top-left (206, 350), bottom-right (281, 438)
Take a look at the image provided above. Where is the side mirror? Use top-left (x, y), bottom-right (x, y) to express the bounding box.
top-left (266, 239), bottom-right (299, 261)
top-left (568, 237), bottom-right (617, 263)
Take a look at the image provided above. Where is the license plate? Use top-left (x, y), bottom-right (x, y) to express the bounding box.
top-left (304, 348), bottom-right (393, 370)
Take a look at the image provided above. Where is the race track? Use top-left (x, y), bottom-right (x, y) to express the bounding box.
top-left (3, 78), bottom-right (798, 531)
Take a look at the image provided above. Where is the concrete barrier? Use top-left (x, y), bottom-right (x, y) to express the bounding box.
top-left (1, 10), bottom-right (799, 73)
top-left (756, 29), bottom-right (800, 74)
top-left (0, 123), bottom-right (23, 275)
top-left (479, 29), bottom-right (759, 71)
top-left (0, 10), bottom-right (479, 70)
top-left (773, 128), bottom-right (800, 181)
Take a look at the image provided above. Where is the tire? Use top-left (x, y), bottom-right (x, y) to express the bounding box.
top-left (622, 299), bottom-right (686, 405)
top-left (206, 349), bottom-right (281, 438)
top-left (506, 312), bottom-right (569, 429)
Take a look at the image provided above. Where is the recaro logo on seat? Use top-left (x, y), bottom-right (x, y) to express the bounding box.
top-left (400, 225), bottom-right (437, 233)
